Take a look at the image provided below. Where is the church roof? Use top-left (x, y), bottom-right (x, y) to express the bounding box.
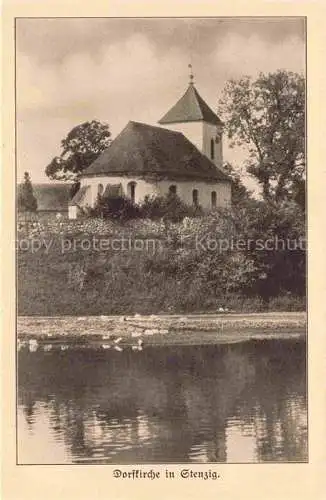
top-left (69, 185), bottom-right (90, 206)
top-left (82, 121), bottom-right (230, 182)
top-left (158, 84), bottom-right (223, 126)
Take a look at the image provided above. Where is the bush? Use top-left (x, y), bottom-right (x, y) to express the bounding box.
top-left (88, 192), bottom-right (203, 223)
top-left (90, 194), bottom-right (143, 221)
top-left (17, 197), bottom-right (306, 315)
top-left (141, 193), bottom-right (202, 222)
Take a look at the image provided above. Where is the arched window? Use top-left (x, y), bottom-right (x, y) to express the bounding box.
top-left (210, 138), bottom-right (215, 160)
top-left (211, 191), bottom-right (217, 209)
top-left (127, 181), bottom-right (136, 203)
top-left (192, 189), bottom-right (199, 207)
top-left (169, 185), bottom-right (177, 195)
top-left (98, 183), bottom-right (104, 196)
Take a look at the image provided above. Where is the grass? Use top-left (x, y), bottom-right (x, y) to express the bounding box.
top-left (17, 218), bottom-right (306, 316)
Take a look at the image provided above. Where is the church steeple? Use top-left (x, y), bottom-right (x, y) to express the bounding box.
top-left (188, 63), bottom-right (194, 85)
top-left (158, 83), bottom-right (222, 126)
top-left (158, 70), bottom-right (223, 168)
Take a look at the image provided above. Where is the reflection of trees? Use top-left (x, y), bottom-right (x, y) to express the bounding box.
top-left (232, 340), bottom-right (307, 461)
top-left (22, 401), bottom-right (36, 428)
top-left (252, 340), bottom-right (307, 461)
top-left (18, 340), bottom-right (307, 463)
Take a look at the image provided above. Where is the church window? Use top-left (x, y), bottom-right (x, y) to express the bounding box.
top-left (98, 183), bottom-right (104, 196)
top-left (211, 191), bottom-right (217, 209)
top-left (127, 181), bottom-right (136, 203)
top-left (210, 138), bottom-right (215, 160)
top-left (192, 189), bottom-right (199, 207)
top-left (169, 185), bottom-right (177, 195)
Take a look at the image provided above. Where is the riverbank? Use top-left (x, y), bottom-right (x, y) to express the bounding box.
top-left (17, 312), bottom-right (306, 348)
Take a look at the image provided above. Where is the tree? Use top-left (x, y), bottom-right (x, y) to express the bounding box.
top-left (45, 120), bottom-right (111, 184)
top-left (219, 71), bottom-right (305, 205)
top-left (223, 162), bottom-right (253, 207)
top-left (226, 199), bottom-right (306, 300)
top-left (18, 172), bottom-right (37, 212)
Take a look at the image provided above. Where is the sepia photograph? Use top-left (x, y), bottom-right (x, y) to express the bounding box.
top-left (16, 17), bottom-right (307, 465)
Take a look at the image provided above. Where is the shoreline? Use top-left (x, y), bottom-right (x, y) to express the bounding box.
top-left (17, 312), bottom-right (306, 347)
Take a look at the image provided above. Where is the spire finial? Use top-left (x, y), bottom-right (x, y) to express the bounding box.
top-left (188, 63), bottom-right (194, 85)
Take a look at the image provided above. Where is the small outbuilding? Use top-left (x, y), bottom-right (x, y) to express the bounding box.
top-left (18, 183), bottom-right (72, 221)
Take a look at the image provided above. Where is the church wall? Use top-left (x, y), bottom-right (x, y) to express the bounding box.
top-left (79, 176), bottom-right (159, 206)
top-left (202, 122), bottom-right (223, 168)
top-left (76, 175), bottom-right (231, 215)
top-left (77, 181), bottom-right (93, 206)
top-left (156, 180), bottom-right (231, 210)
top-left (160, 121), bottom-right (223, 170)
top-left (160, 122), bottom-right (203, 152)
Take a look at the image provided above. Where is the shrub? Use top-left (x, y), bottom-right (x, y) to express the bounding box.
top-left (90, 194), bottom-right (143, 221)
top-left (89, 192), bottom-right (203, 223)
top-left (18, 172), bottom-right (37, 212)
top-left (17, 197), bottom-right (306, 315)
top-left (141, 193), bottom-right (202, 222)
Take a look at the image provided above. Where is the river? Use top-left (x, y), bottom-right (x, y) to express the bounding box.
top-left (17, 338), bottom-right (307, 463)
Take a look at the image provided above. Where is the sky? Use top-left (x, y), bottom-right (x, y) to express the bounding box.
top-left (16, 17), bottom-right (305, 187)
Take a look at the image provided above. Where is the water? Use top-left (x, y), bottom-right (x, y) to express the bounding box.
top-left (17, 339), bottom-right (307, 464)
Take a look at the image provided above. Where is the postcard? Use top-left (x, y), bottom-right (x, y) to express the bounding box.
top-left (2, 2), bottom-right (326, 499)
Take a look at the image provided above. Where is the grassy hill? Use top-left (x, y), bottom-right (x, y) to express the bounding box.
top-left (17, 217), bottom-right (305, 316)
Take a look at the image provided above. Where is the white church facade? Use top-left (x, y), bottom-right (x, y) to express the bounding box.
top-left (69, 72), bottom-right (231, 219)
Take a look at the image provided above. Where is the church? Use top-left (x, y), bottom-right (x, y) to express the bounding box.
top-left (68, 69), bottom-right (232, 219)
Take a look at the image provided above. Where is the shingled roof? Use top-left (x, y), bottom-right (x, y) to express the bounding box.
top-left (69, 185), bottom-right (91, 206)
top-left (158, 84), bottom-right (223, 126)
top-left (18, 183), bottom-right (72, 211)
top-left (83, 121), bottom-right (230, 182)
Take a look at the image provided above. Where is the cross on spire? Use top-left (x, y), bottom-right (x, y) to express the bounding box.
top-left (188, 63), bottom-right (194, 85)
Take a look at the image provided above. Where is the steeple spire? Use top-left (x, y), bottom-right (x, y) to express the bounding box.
top-left (188, 63), bottom-right (194, 85)
top-left (158, 68), bottom-right (224, 168)
top-left (158, 79), bottom-right (223, 126)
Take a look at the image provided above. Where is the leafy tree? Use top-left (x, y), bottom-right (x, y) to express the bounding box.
top-left (227, 199), bottom-right (306, 300)
top-left (18, 172), bottom-right (37, 212)
top-left (45, 120), bottom-right (111, 187)
top-left (219, 70), bottom-right (305, 205)
top-left (223, 162), bottom-right (253, 207)
top-left (293, 178), bottom-right (306, 212)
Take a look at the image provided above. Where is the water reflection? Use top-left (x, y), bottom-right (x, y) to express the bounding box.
top-left (17, 340), bottom-right (307, 464)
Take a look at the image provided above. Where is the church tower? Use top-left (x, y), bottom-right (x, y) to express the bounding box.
top-left (158, 65), bottom-right (223, 169)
